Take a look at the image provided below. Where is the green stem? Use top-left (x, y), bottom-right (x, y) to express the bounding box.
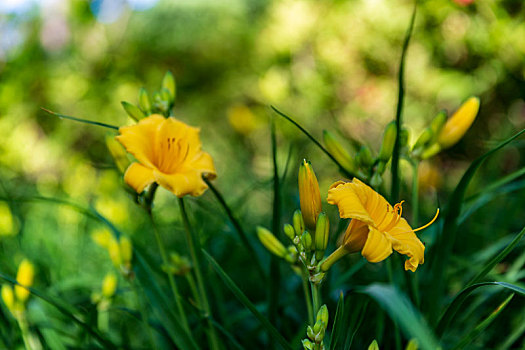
top-left (185, 273), bottom-right (201, 308)
top-left (320, 246), bottom-right (348, 272)
top-left (149, 213), bottom-right (190, 334)
top-left (302, 269), bottom-right (314, 325)
top-left (178, 198), bottom-right (220, 350)
top-left (17, 315), bottom-right (36, 350)
top-left (310, 283), bottom-right (321, 320)
top-left (409, 160), bottom-right (421, 308)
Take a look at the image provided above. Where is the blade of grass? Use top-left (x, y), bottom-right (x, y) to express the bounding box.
top-left (270, 106), bottom-right (355, 179)
top-left (428, 127), bottom-right (525, 321)
top-left (390, 0), bottom-right (417, 203)
top-left (269, 116), bottom-right (281, 333)
top-left (203, 250), bottom-right (293, 350)
top-left (360, 284), bottom-right (440, 350)
top-left (328, 292), bottom-right (345, 350)
top-left (41, 108), bottom-right (119, 130)
top-left (496, 313), bottom-right (525, 350)
top-left (0, 272), bottom-right (116, 349)
top-left (203, 177), bottom-right (266, 282)
top-left (451, 293), bottom-right (514, 350)
top-left (436, 281), bottom-right (525, 337)
top-left (467, 225), bottom-right (525, 286)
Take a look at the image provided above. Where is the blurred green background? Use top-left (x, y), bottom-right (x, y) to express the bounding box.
top-left (1, 0), bottom-right (525, 348)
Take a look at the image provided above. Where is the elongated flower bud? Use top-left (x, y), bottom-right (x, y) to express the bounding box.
top-left (15, 259), bottom-right (34, 303)
top-left (162, 71), bottom-right (176, 103)
top-left (357, 146), bottom-right (373, 168)
top-left (316, 304), bottom-right (329, 326)
top-left (106, 136), bottom-right (130, 174)
top-left (102, 273), bottom-right (117, 298)
top-left (121, 101), bottom-right (146, 122)
top-left (257, 227), bottom-right (287, 258)
top-left (299, 160), bottom-right (322, 231)
top-left (119, 236), bottom-right (133, 265)
top-left (284, 224), bottom-right (295, 241)
top-left (293, 210), bottom-right (305, 237)
top-left (301, 231), bottom-right (313, 252)
top-left (412, 128), bottom-right (433, 152)
top-left (108, 238), bottom-right (122, 268)
top-left (323, 130), bottom-right (355, 173)
top-left (378, 121), bottom-right (397, 162)
top-left (368, 340), bottom-right (379, 350)
top-left (406, 339), bottom-right (419, 350)
top-left (429, 110), bottom-right (447, 138)
top-left (437, 97), bottom-right (480, 149)
top-left (139, 88), bottom-right (152, 114)
top-left (314, 213), bottom-right (329, 260)
top-left (1, 285), bottom-right (14, 313)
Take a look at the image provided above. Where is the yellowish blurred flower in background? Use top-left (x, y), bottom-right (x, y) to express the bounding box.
top-left (15, 259), bottom-right (35, 303)
top-left (437, 97), bottom-right (480, 149)
top-left (322, 179), bottom-right (438, 272)
top-left (116, 114), bottom-right (216, 197)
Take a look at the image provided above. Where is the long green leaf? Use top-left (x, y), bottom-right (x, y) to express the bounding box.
top-left (328, 292), bottom-right (345, 350)
top-left (0, 272), bottom-right (116, 349)
top-left (203, 177), bottom-right (266, 282)
top-left (270, 106), bottom-right (355, 179)
top-left (203, 250), bottom-right (293, 350)
top-left (451, 293), bottom-right (514, 350)
top-left (436, 281), bottom-right (525, 337)
top-left (428, 127), bottom-right (525, 321)
top-left (467, 225), bottom-right (525, 286)
top-left (390, 0), bottom-right (417, 203)
top-left (268, 116), bottom-right (281, 331)
top-left (41, 108), bottom-right (119, 130)
top-left (360, 284), bottom-right (440, 350)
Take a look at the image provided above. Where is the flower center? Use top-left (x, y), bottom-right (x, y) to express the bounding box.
top-left (155, 136), bottom-right (190, 173)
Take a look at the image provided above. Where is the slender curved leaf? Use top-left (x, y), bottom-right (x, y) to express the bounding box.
top-left (436, 281), bottom-right (525, 337)
top-left (360, 284), bottom-right (440, 350)
top-left (328, 292), bottom-right (345, 350)
top-left (203, 250), bottom-right (293, 350)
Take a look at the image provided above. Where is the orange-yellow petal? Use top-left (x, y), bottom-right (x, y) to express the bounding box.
top-left (339, 219), bottom-right (369, 253)
top-left (361, 226), bottom-right (393, 263)
top-left (154, 169), bottom-right (208, 198)
top-left (185, 151), bottom-right (216, 180)
top-left (388, 218), bottom-right (425, 271)
top-left (117, 114), bottom-right (165, 168)
top-left (124, 163), bottom-right (155, 193)
top-left (327, 182), bottom-right (375, 226)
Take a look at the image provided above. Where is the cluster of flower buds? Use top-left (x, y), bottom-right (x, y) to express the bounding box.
top-left (302, 305), bottom-right (329, 350)
top-left (323, 122), bottom-right (401, 189)
top-left (1, 259), bottom-right (35, 319)
top-left (122, 71), bottom-right (177, 120)
top-left (92, 229), bottom-right (133, 279)
top-left (257, 227), bottom-right (298, 265)
top-left (412, 97), bottom-right (480, 159)
top-left (162, 252), bottom-right (192, 276)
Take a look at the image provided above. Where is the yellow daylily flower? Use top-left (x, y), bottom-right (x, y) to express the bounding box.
top-left (325, 179), bottom-right (438, 272)
top-left (116, 114), bottom-right (216, 197)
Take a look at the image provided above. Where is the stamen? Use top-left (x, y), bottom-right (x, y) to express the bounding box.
top-left (412, 208), bottom-right (440, 232)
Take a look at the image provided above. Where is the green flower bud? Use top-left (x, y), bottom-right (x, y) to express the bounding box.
top-left (316, 304), bottom-right (329, 326)
top-left (370, 173), bottom-right (383, 188)
top-left (429, 110), bottom-right (447, 139)
top-left (323, 130), bottom-right (355, 173)
top-left (160, 88), bottom-right (172, 107)
top-left (306, 326), bottom-right (315, 340)
top-left (302, 339), bottom-right (314, 350)
top-left (301, 231), bottom-right (313, 252)
top-left (284, 224), bottom-right (296, 241)
top-left (405, 339), bottom-right (419, 350)
top-left (368, 340), bottom-right (379, 350)
top-left (378, 121), bottom-right (397, 162)
top-left (293, 210), bottom-right (305, 237)
top-left (161, 71), bottom-right (176, 103)
top-left (314, 327), bottom-right (325, 343)
top-left (357, 145), bottom-right (374, 168)
top-left (121, 101), bottom-right (145, 121)
top-left (412, 128), bottom-right (433, 153)
top-left (257, 227), bottom-right (288, 258)
top-left (399, 128), bottom-right (410, 147)
top-left (138, 88), bottom-right (152, 114)
top-left (421, 143), bottom-right (441, 159)
top-left (314, 213), bottom-right (329, 260)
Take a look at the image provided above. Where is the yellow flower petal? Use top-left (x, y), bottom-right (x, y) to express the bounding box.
top-left (154, 169), bottom-right (208, 198)
top-left (116, 114), bottom-right (165, 169)
top-left (124, 163), bottom-right (155, 193)
top-left (339, 218), bottom-right (368, 253)
top-left (361, 226), bottom-right (393, 263)
top-left (327, 182), bottom-right (374, 226)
